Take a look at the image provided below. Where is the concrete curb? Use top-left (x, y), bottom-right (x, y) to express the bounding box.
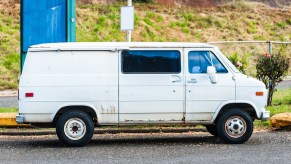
top-left (0, 90), bottom-right (17, 97)
top-left (0, 127), bottom-right (207, 136)
top-left (0, 113), bottom-right (29, 127)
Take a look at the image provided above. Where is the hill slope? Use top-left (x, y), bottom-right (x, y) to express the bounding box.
top-left (0, 1), bottom-right (290, 90)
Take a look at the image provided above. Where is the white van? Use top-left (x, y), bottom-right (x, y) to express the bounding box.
top-left (17, 42), bottom-right (270, 146)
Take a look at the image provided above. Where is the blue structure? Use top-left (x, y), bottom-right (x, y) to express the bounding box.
top-left (21, 0), bottom-right (76, 70)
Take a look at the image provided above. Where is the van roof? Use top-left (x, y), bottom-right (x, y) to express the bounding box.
top-left (29, 42), bottom-right (214, 51)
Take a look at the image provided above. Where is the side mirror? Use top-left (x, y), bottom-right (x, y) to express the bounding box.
top-left (207, 66), bottom-right (217, 84)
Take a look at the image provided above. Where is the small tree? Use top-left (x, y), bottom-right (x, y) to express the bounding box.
top-left (256, 53), bottom-right (290, 106)
top-left (228, 51), bottom-right (248, 74)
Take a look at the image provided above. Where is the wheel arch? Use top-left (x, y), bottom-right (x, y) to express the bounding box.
top-left (212, 101), bottom-right (259, 123)
top-left (52, 104), bottom-right (99, 125)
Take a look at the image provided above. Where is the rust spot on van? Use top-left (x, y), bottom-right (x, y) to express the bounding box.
top-left (100, 105), bottom-right (105, 113)
top-left (98, 105), bottom-right (116, 114)
top-left (109, 105), bottom-right (116, 113)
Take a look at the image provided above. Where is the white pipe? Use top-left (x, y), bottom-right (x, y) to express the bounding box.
top-left (126, 0), bottom-right (132, 42)
top-left (128, 0), bottom-right (132, 6)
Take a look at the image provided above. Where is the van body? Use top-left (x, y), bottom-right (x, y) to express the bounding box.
top-left (17, 42), bottom-right (270, 146)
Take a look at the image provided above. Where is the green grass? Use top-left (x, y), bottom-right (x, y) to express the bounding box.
top-left (0, 108), bottom-right (18, 113)
top-left (254, 88), bottom-right (291, 128)
top-left (0, 11), bottom-right (20, 90)
top-left (0, 1), bottom-right (290, 90)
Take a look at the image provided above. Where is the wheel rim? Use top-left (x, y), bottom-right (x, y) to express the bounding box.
top-left (64, 118), bottom-right (86, 140)
top-left (224, 116), bottom-right (247, 138)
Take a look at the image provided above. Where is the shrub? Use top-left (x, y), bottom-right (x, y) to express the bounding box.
top-left (228, 51), bottom-right (248, 74)
top-left (256, 53), bottom-right (290, 106)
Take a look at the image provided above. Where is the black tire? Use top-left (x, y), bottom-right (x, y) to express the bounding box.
top-left (56, 110), bottom-right (94, 147)
top-left (216, 109), bottom-right (253, 144)
top-left (206, 124), bottom-right (218, 136)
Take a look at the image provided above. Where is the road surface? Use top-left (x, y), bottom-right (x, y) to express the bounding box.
top-left (0, 130), bottom-right (290, 163)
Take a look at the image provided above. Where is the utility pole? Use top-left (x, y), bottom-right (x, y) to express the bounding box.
top-left (126, 0), bottom-right (132, 42)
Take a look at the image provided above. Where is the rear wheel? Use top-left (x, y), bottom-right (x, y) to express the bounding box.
top-left (216, 109), bottom-right (253, 144)
top-left (56, 110), bottom-right (94, 147)
top-left (205, 125), bottom-right (217, 136)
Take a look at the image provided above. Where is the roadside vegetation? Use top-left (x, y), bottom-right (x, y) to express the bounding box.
top-left (255, 88), bottom-right (291, 128)
top-left (0, 107), bottom-right (17, 113)
top-left (268, 88), bottom-right (291, 114)
top-left (0, 1), bottom-right (290, 90)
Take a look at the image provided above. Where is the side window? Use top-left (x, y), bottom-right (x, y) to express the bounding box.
top-left (188, 51), bottom-right (228, 74)
top-left (122, 50), bottom-right (181, 74)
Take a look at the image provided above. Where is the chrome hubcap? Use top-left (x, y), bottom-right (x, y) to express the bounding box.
top-left (225, 116), bottom-right (246, 138)
top-left (64, 118), bottom-right (86, 140)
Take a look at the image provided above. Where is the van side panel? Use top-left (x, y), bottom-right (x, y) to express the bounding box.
top-left (19, 51), bottom-right (118, 124)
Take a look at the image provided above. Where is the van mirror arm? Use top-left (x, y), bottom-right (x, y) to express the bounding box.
top-left (207, 66), bottom-right (217, 84)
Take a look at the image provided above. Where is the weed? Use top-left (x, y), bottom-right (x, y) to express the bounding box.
top-left (276, 22), bottom-right (286, 28)
top-left (146, 11), bottom-right (155, 18)
top-left (182, 27), bottom-right (190, 34)
top-left (253, 34), bottom-right (267, 41)
top-left (170, 22), bottom-right (176, 28)
top-left (143, 17), bottom-right (154, 26)
top-left (182, 13), bottom-right (194, 21)
top-left (145, 26), bottom-right (155, 40)
top-left (157, 15), bottom-right (164, 22)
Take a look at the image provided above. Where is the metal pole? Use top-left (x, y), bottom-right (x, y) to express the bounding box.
top-left (268, 41), bottom-right (272, 55)
top-left (126, 0), bottom-right (132, 42)
top-left (67, 0), bottom-right (76, 42)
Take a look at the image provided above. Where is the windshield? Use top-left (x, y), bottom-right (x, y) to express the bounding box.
top-left (214, 47), bottom-right (240, 73)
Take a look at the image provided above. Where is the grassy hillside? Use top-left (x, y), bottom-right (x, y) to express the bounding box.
top-left (0, 1), bottom-right (20, 90)
top-left (0, 1), bottom-right (290, 90)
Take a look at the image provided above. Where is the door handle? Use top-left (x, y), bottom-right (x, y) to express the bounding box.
top-left (187, 79), bottom-right (197, 83)
top-left (171, 75), bottom-right (182, 83)
top-left (172, 80), bottom-right (181, 83)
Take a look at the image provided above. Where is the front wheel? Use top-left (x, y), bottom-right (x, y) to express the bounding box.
top-left (56, 110), bottom-right (94, 147)
top-left (216, 109), bottom-right (253, 144)
top-left (205, 125), bottom-right (217, 136)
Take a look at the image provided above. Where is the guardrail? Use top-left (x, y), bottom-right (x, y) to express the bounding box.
top-left (208, 41), bottom-right (291, 55)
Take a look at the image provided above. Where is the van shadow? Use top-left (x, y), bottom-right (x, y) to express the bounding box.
top-left (88, 135), bottom-right (223, 146)
top-left (25, 134), bottom-right (223, 148)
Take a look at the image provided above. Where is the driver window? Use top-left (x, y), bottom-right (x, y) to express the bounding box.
top-left (188, 51), bottom-right (228, 74)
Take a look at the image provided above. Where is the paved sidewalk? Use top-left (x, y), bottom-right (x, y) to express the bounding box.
top-left (0, 90), bottom-right (17, 97)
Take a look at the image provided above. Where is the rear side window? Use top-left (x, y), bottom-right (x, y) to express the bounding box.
top-left (122, 50), bottom-right (181, 74)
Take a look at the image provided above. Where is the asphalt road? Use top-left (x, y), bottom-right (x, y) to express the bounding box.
top-left (0, 96), bottom-right (18, 108)
top-left (0, 131), bottom-right (290, 163)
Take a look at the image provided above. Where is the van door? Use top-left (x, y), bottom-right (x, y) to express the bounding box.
top-left (184, 48), bottom-right (235, 122)
top-left (119, 49), bottom-right (184, 123)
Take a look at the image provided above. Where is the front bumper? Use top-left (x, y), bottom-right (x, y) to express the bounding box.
top-left (261, 110), bottom-right (270, 121)
top-left (16, 114), bottom-right (24, 124)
